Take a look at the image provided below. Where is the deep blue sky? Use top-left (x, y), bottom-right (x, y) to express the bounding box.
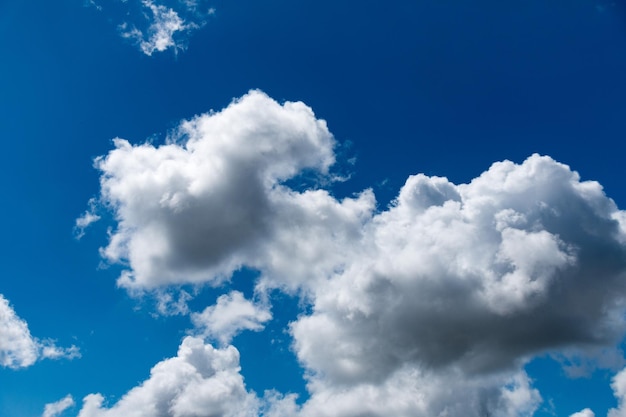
top-left (1, 1), bottom-right (626, 417)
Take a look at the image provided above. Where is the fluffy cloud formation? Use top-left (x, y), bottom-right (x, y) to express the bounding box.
top-left (191, 291), bottom-right (271, 345)
top-left (77, 336), bottom-right (258, 417)
top-left (93, 90), bottom-right (371, 291)
top-left (0, 294), bottom-right (79, 369)
top-left (74, 339), bottom-right (541, 417)
top-left (80, 90), bottom-right (626, 416)
top-left (292, 156), bottom-right (626, 386)
top-left (43, 395), bottom-right (75, 417)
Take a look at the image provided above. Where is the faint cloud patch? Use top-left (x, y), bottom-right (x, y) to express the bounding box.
top-left (42, 395), bottom-right (75, 417)
top-left (88, 0), bottom-right (215, 55)
top-left (74, 198), bottom-right (101, 240)
top-left (120, 0), bottom-right (193, 55)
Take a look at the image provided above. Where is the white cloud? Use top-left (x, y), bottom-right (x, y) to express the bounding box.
top-left (74, 198), bottom-right (101, 239)
top-left (93, 90), bottom-right (366, 291)
top-left (570, 409), bottom-right (595, 417)
top-left (154, 289), bottom-right (192, 316)
top-left (0, 294), bottom-right (79, 369)
top-left (291, 155), bottom-right (626, 388)
top-left (43, 395), bottom-right (75, 417)
top-left (77, 336), bottom-right (258, 417)
top-left (82, 91), bottom-right (626, 417)
top-left (115, 0), bottom-right (214, 55)
top-left (609, 367), bottom-right (626, 417)
top-left (123, 1), bottom-right (188, 55)
top-left (191, 291), bottom-right (271, 345)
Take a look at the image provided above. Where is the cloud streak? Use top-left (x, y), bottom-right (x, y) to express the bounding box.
top-left (78, 90), bottom-right (626, 416)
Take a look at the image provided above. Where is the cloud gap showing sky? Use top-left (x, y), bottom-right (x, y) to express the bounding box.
top-left (69, 90), bottom-right (626, 417)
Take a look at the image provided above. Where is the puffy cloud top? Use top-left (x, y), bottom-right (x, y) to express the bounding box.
top-left (295, 154), bottom-right (626, 384)
top-left (78, 337), bottom-right (257, 417)
top-left (95, 90), bottom-right (370, 290)
top-left (79, 91), bottom-right (626, 417)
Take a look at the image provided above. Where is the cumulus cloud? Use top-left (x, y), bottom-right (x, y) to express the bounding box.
top-left (0, 294), bottom-right (79, 369)
top-left (93, 90), bottom-right (370, 291)
top-left (81, 90), bottom-right (626, 417)
top-left (191, 291), bottom-right (271, 345)
top-left (77, 337), bottom-right (258, 417)
top-left (292, 155), bottom-right (626, 386)
top-left (43, 395), bottom-right (75, 417)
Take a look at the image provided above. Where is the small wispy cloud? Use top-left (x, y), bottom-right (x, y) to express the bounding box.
top-left (74, 197), bottom-right (101, 239)
top-left (42, 395), bottom-right (75, 417)
top-left (120, 0), bottom-right (192, 55)
top-left (89, 0), bottom-right (216, 55)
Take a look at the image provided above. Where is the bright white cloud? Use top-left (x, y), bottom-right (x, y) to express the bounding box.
top-left (570, 408), bottom-right (595, 417)
top-left (0, 294), bottom-right (79, 369)
top-left (191, 291), bottom-right (271, 345)
top-left (80, 90), bottom-right (626, 417)
top-left (77, 336), bottom-right (258, 417)
top-left (43, 395), bottom-right (75, 417)
top-left (93, 90), bottom-right (366, 291)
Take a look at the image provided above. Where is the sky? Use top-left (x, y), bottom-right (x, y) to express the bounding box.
top-left (1, 0), bottom-right (626, 416)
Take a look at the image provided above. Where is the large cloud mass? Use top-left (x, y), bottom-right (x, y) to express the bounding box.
top-left (94, 90), bottom-right (371, 291)
top-left (79, 90), bottom-right (626, 416)
top-left (293, 155), bottom-right (626, 385)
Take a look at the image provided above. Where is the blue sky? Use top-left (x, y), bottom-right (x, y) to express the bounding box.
top-left (1, 1), bottom-right (626, 416)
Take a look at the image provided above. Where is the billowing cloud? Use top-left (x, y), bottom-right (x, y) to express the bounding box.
top-left (291, 155), bottom-right (626, 386)
top-left (191, 291), bottom-right (271, 345)
top-left (43, 395), bottom-right (75, 417)
top-left (0, 294), bottom-right (79, 369)
top-left (80, 90), bottom-right (626, 416)
top-left (77, 337), bottom-right (258, 417)
top-left (94, 90), bottom-right (370, 291)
